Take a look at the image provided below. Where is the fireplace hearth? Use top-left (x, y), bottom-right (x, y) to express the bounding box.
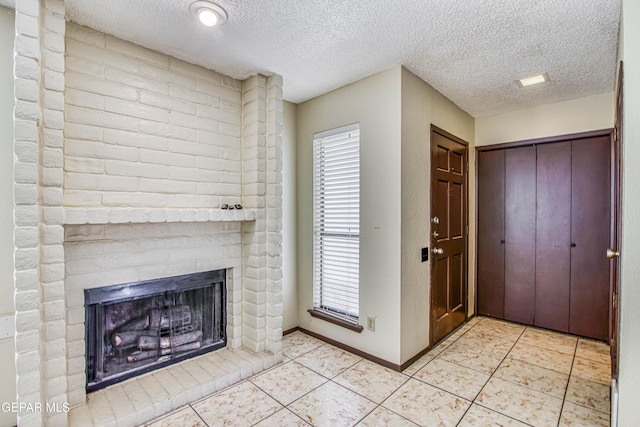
top-left (84, 270), bottom-right (227, 392)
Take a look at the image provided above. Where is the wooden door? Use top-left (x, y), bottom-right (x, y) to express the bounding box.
top-left (477, 150), bottom-right (505, 318)
top-left (477, 133), bottom-right (613, 338)
top-left (535, 142), bottom-right (572, 333)
top-left (570, 136), bottom-right (612, 340)
top-left (477, 146), bottom-right (536, 324)
top-left (430, 127), bottom-right (468, 345)
top-left (504, 146), bottom-right (537, 324)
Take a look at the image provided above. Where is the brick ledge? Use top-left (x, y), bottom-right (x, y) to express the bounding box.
top-left (63, 208), bottom-right (257, 225)
top-left (68, 348), bottom-right (280, 427)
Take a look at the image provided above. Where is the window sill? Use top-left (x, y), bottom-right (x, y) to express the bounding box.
top-left (307, 309), bottom-right (364, 333)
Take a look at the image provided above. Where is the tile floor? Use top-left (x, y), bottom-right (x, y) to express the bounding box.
top-left (143, 316), bottom-right (612, 426)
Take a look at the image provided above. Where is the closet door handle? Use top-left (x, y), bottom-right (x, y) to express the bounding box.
top-left (500, 240), bottom-right (505, 244)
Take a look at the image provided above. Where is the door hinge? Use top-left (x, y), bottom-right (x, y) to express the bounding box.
top-left (466, 225), bottom-right (469, 235)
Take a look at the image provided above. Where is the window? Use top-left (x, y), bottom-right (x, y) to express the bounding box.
top-left (313, 124), bottom-right (360, 326)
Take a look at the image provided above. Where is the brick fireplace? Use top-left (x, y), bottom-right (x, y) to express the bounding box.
top-left (11, 2), bottom-right (284, 425)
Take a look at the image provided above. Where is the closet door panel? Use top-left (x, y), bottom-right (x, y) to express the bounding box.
top-left (570, 136), bottom-right (611, 340)
top-left (477, 150), bottom-right (505, 318)
top-left (535, 142), bottom-right (571, 332)
top-left (504, 146), bottom-right (537, 324)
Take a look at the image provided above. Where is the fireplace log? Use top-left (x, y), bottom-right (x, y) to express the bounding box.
top-left (112, 331), bottom-right (143, 348)
top-left (149, 305), bottom-right (192, 330)
top-left (137, 330), bottom-right (203, 350)
top-left (111, 315), bottom-right (153, 348)
top-left (126, 341), bottom-right (202, 363)
top-left (126, 316), bottom-right (151, 330)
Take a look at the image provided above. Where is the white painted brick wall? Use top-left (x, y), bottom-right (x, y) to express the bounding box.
top-left (13, 0), bottom-right (45, 425)
top-left (265, 75), bottom-right (284, 355)
top-left (64, 23), bottom-right (243, 209)
top-left (11, 7), bottom-right (283, 424)
top-left (241, 75), bottom-right (266, 354)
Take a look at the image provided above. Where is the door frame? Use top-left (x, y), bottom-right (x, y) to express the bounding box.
top-left (611, 61), bottom-right (623, 378)
top-left (429, 125), bottom-right (469, 346)
top-left (474, 128), bottom-right (618, 337)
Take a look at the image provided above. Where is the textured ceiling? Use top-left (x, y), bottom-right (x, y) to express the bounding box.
top-left (65, 1), bottom-right (620, 116)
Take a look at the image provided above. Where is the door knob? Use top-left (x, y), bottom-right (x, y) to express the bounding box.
top-left (432, 247), bottom-right (443, 255)
top-left (606, 248), bottom-right (620, 259)
top-left (431, 216), bottom-right (440, 224)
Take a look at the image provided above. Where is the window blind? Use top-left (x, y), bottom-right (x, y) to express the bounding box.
top-left (313, 124), bottom-right (360, 323)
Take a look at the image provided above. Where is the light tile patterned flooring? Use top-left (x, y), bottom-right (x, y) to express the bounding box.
top-left (143, 316), bottom-right (612, 426)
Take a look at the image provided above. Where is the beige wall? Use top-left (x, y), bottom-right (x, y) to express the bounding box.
top-left (282, 101), bottom-right (298, 331)
top-left (475, 92), bottom-right (615, 146)
top-left (296, 66), bottom-right (474, 365)
top-left (297, 67), bottom-right (403, 364)
top-left (0, 6), bottom-right (17, 427)
top-left (1, 6), bottom-right (15, 316)
top-left (617, 0), bottom-right (640, 423)
top-left (399, 68), bottom-right (474, 362)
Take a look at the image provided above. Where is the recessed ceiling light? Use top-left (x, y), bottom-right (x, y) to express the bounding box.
top-left (189, 1), bottom-right (227, 27)
top-left (517, 73), bottom-right (550, 88)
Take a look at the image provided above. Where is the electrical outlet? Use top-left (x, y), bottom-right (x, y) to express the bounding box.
top-left (367, 316), bottom-right (375, 332)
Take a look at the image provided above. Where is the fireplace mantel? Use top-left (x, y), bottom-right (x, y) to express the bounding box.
top-left (63, 208), bottom-right (257, 225)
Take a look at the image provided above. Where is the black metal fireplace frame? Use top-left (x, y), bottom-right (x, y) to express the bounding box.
top-left (85, 269), bottom-right (227, 393)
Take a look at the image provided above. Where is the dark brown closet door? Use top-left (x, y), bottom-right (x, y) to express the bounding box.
top-left (504, 146), bottom-right (536, 324)
top-left (570, 136), bottom-right (611, 340)
top-left (535, 142), bottom-right (572, 332)
top-left (477, 150), bottom-right (505, 318)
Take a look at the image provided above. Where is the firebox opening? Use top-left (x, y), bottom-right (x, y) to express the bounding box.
top-left (85, 269), bottom-right (227, 393)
